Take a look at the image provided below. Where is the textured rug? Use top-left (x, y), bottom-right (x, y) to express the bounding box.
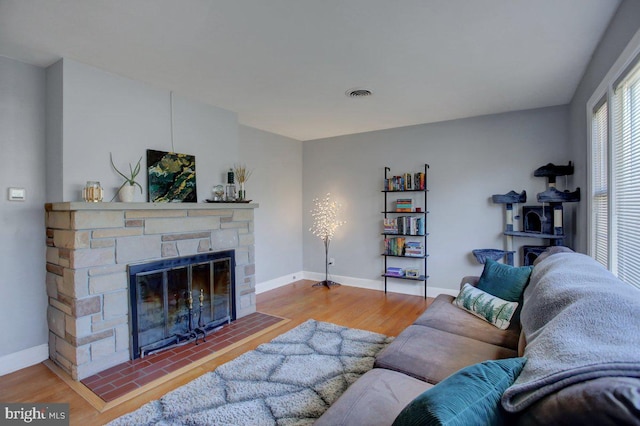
top-left (108, 319), bottom-right (392, 425)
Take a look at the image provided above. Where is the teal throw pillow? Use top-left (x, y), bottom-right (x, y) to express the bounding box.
top-left (476, 258), bottom-right (533, 302)
top-left (392, 357), bottom-right (527, 426)
top-left (453, 284), bottom-right (518, 330)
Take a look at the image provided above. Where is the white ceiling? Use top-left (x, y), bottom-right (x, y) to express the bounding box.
top-left (0, 0), bottom-right (620, 141)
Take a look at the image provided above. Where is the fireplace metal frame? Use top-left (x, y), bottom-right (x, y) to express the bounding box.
top-left (127, 250), bottom-right (236, 359)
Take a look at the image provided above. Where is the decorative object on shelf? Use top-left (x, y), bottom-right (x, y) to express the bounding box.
top-left (233, 164), bottom-right (253, 201)
top-left (82, 181), bottom-right (103, 202)
top-left (211, 184), bottom-right (225, 201)
top-left (147, 149), bottom-right (197, 203)
top-left (382, 164), bottom-right (429, 298)
top-left (405, 268), bottom-right (420, 278)
top-left (109, 153), bottom-right (143, 202)
top-left (309, 193), bottom-right (345, 289)
top-left (225, 168), bottom-right (237, 201)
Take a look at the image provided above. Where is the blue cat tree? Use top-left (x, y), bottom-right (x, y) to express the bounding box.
top-left (474, 162), bottom-right (580, 266)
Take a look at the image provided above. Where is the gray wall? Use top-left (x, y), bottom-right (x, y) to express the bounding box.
top-left (0, 56), bottom-right (47, 357)
top-left (238, 125), bottom-right (303, 286)
top-left (48, 59), bottom-right (239, 203)
top-left (569, 0), bottom-right (640, 253)
top-left (303, 106), bottom-right (571, 295)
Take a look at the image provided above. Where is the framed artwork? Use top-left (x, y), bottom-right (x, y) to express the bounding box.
top-left (147, 149), bottom-right (197, 202)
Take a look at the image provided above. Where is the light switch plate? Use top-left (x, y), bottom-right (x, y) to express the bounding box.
top-left (8, 187), bottom-right (26, 201)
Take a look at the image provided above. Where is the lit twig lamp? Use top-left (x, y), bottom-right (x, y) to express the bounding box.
top-left (309, 193), bottom-right (345, 289)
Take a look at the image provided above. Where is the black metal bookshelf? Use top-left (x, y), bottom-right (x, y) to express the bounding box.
top-left (381, 164), bottom-right (429, 298)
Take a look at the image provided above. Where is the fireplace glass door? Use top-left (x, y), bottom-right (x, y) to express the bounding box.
top-left (129, 251), bottom-right (235, 358)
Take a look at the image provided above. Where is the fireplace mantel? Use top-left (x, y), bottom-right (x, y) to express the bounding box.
top-left (46, 201), bottom-right (259, 211)
top-left (45, 201), bottom-right (258, 380)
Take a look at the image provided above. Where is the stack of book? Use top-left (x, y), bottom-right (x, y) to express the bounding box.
top-left (384, 237), bottom-right (406, 256)
top-left (386, 267), bottom-right (405, 277)
top-left (396, 199), bottom-right (413, 212)
top-left (404, 241), bottom-right (425, 257)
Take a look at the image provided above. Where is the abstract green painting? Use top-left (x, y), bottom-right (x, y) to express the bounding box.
top-left (147, 149), bottom-right (197, 203)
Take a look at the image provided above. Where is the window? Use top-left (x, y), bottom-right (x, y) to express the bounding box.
top-left (591, 99), bottom-right (608, 268)
top-left (589, 52), bottom-right (640, 289)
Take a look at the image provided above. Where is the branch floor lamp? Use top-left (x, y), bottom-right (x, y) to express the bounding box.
top-left (309, 193), bottom-right (345, 289)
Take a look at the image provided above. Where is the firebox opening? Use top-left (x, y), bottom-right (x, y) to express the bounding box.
top-left (128, 250), bottom-right (236, 359)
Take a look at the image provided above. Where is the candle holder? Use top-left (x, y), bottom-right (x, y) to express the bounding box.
top-left (82, 181), bottom-right (103, 202)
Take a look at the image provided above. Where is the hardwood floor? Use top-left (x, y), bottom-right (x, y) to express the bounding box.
top-left (0, 280), bottom-right (431, 425)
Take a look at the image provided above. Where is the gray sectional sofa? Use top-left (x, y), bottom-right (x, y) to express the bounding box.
top-left (315, 248), bottom-right (640, 425)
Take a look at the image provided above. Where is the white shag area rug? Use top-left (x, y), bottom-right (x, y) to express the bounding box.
top-left (108, 319), bottom-right (392, 426)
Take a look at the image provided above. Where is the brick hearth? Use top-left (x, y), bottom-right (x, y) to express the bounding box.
top-left (44, 202), bottom-right (258, 380)
top-left (81, 312), bottom-right (283, 402)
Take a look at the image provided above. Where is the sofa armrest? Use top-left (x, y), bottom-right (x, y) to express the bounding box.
top-left (460, 276), bottom-right (480, 290)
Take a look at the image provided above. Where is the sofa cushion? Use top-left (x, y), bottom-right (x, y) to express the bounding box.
top-left (414, 294), bottom-right (520, 349)
top-left (453, 283), bottom-right (518, 330)
top-left (477, 258), bottom-right (532, 302)
top-left (374, 325), bottom-right (518, 384)
top-left (393, 357), bottom-right (526, 426)
top-left (515, 377), bottom-right (640, 426)
top-left (314, 368), bottom-right (433, 426)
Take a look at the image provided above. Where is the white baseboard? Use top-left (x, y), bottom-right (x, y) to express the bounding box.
top-left (0, 344), bottom-right (49, 377)
top-left (257, 271), bottom-right (458, 298)
top-left (255, 271), bottom-right (305, 294)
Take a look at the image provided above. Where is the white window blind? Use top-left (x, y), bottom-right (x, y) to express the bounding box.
top-left (611, 61), bottom-right (640, 288)
top-left (591, 99), bottom-right (608, 269)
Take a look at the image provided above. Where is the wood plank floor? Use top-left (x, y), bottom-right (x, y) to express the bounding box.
top-left (0, 280), bottom-right (431, 425)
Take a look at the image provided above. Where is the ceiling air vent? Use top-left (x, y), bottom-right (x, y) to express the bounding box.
top-left (346, 88), bottom-right (372, 98)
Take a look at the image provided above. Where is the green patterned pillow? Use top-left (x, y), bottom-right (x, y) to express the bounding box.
top-left (453, 283), bottom-right (518, 329)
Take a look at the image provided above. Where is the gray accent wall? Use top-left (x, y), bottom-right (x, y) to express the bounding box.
top-left (238, 125), bottom-right (303, 284)
top-left (569, 0), bottom-right (640, 253)
top-left (0, 56), bottom-right (47, 357)
top-left (303, 106), bottom-right (570, 294)
top-left (47, 59), bottom-right (239, 203)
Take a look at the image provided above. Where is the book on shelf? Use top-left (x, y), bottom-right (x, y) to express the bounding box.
top-left (404, 173), bottom-right (412, 190)
top-left (384, 172), bottom-right (427, 191)
top-left (393, 216), bottom-right (425, 236)
top-left (384, 171), bottom-right (426, 191)
top-left (384, 237), bottom-right (406, 256)
top-left (414, 172), bottom-right (426, 191)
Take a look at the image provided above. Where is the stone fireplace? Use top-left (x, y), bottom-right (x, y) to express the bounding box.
top-left (45, 202), bottom-right (257, 380)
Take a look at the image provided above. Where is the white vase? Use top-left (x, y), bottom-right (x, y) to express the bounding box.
top-left (118, 185), bottom-right (136, 202)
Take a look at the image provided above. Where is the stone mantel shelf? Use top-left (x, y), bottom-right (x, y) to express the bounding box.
top-left (46, 202), bottom-right (259, 211)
